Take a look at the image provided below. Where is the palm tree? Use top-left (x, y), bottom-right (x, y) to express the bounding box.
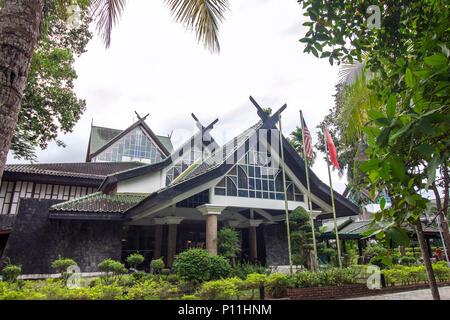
top-left (0, 0), bottom-right (229, 181)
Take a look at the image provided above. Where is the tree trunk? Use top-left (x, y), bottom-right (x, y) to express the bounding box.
top-left (0, 0), bottom-right (43, 180)
top-left (432, 183), bottom-right (450, 259)
top-left (415, 219), bottom-right (440, 300)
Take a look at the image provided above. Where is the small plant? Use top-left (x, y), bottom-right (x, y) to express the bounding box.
top-left (265, 273), bottom-right (289, 298)
top-left (51, 255), bottom-right (77, 284)
top-left (208, 254), bottom-right (232, 280)
top-left (1, 259), bottom-right (22, 283)
top-left (161, 268), bottom-right (171, 275)
top-left (245, 273), bottom-right (266, 300)
top-left (130, 271), bottom-right (147, 284)
top-left (97, 259), bottom-right (127, 284)
top-left (195, 279), bottom-right (238, 300)
top-left (150, 257), bottom-right (165, 274)
top-left (126, 252), bottom-right (145, 270)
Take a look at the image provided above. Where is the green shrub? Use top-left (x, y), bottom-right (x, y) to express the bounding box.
top-left (150, 257), bottom-right (165, 274)
top-left (227, 276), bottom-right (247, 300)
top-left (217, 227), bottom-right (241, 261)
top-left (98, 259), bottom-right (127, 284)
top-left (290, 267), bottom-right (359, 288)
top-left (51, 256), bottom-right (77, 283)
top-left (126, 253), bottom-right (145, 269)
top-left (208, 254), bottom-right (232, 280)
top-left (265, 273), bottom-right (288, 298)
top-left (130, 271), bottom-right (147, 284)
top-left (181, 294), bottom-right (201, 300)
top-left (432, 262), bottom-right (450, 282)
top-left (123, 279), bottom-right (177, 300)
top-left (1, 263), bottom-right (22, 283)
top-left (166, 273), bottom-right (179, 283)
top-left (173, 249), bottom-right (232, 284)
top-left (245, 273), bottom-right (266, 300)
top-left (161, 268), bottom-right (171, 275)
top-left (195, 279), bottom-right (238, 300)
top-left (399, 256), bottom-right (417, 266)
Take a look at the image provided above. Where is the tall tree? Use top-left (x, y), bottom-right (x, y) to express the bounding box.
top-left (0, 0), bottom-right (45, 178)
top-left (0, 0), bottom-right (229, 180)
top-left (298, 0), bottom-right (449, 299)
top-left (11, 2), bottom-right (92, 161)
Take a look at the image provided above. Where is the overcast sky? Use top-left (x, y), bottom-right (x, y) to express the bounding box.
top-left (7, 0), bottom-right (349, 193)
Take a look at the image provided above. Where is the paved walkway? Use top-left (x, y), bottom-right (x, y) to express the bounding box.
top-left (345, 286), bottom-right (450, 300)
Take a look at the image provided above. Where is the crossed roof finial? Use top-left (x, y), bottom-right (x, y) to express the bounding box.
top-left (249, 96), bottom-right (287, 127)
top-left (134, 111), bottom-right (149, 122)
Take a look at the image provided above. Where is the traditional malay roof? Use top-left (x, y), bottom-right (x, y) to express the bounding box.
top-left (86, 113), bottom-right (173, 162)
top-left (321, 219), bottom-right (443, 239)
top-left (97, 114), bottom-right (220, 193)
top-left (49, 192), bottom-right (147, 220)
top-left (125, 119), bottom-right (266, 219)
top-left (3, 162), bottom-right (146, 185)
top-left (125, 98), bottom-right (359, 220)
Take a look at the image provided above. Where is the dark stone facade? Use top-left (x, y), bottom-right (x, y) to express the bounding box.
top-left (263, 223), bottom-right (289, 266)
top-left (0, 199), bottom-right (123, 274)
top-left (0, 215), bottom-right (16, 232)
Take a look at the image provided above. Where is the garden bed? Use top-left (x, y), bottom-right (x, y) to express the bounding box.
top-left (287, 281), bottom-right (450, 300)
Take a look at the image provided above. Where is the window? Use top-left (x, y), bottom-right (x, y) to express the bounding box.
top-left (213, 147), bottom-right (305, 202)
top-left (95, 127), bottom-right (164, 163)
top-left (165, 136), bottom-right (210, 186)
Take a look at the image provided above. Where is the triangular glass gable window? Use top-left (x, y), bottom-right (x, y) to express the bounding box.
top-left (95, 127), bottom-right (164, 163)
top-left (214, 147), bottom-right (304, 201)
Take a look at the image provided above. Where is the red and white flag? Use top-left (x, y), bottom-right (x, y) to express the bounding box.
top-left (301, 118), bottom-right (314, 159)
top-left (325, 128), bottom-right (340, 169)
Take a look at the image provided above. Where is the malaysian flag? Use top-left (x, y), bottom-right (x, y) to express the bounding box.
top-left (301, 117), bottom-right (314, 159)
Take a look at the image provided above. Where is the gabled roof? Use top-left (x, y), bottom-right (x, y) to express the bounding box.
top-left (98, 115), bottom-right (220, 193)
top-left (86, 115), bottom-right (173, 162)
top-left (125, 100), bottom-right (359, 220)
top-left (98, 157), bottom-right (172, 193)
top-left (321, 219), bottom-right (442, 239)
top-left (3, 162), bottom-right (146, 185)
top-left (49, 192), bottom-right (148, 220)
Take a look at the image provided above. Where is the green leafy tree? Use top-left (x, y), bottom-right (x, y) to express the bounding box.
top-left (51, 255), bottom-right (78, 283)
top-left (126, 252), bottom-right (145, 270)
top-left (97, 258), bottom-right (127, 284)
top-left (11, 2), bottom-right (92, 160)
top-left (289, 206), bottom-right (332, 269)
top-left (298, 0), bottom-right (449, 299)
top-left (217, 227), bottom-right (241, 264)
top-left (150, 257), bottom-right (165, 274)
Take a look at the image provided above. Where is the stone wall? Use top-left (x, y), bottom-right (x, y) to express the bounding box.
top-left (0, 199), bottom-right (123, 274)
top-left (0, 215), bottom-right (16, 232)
top-left (263, 223), bottom-right (290, 266)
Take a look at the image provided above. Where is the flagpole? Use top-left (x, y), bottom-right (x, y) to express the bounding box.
top-left (278, 112), bottom-right (293, 275)
top-left (322, 127), bottom-right (342, 268)
top-left (299, 110), bottom-right (319, 271)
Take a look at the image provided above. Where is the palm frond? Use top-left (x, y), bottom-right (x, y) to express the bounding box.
top-left (164, 0), bottom-right (229, 54)
top-left (90, 0), bottom-right (126, 48)
top-left (338, 52), bottom-right (372, 86)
